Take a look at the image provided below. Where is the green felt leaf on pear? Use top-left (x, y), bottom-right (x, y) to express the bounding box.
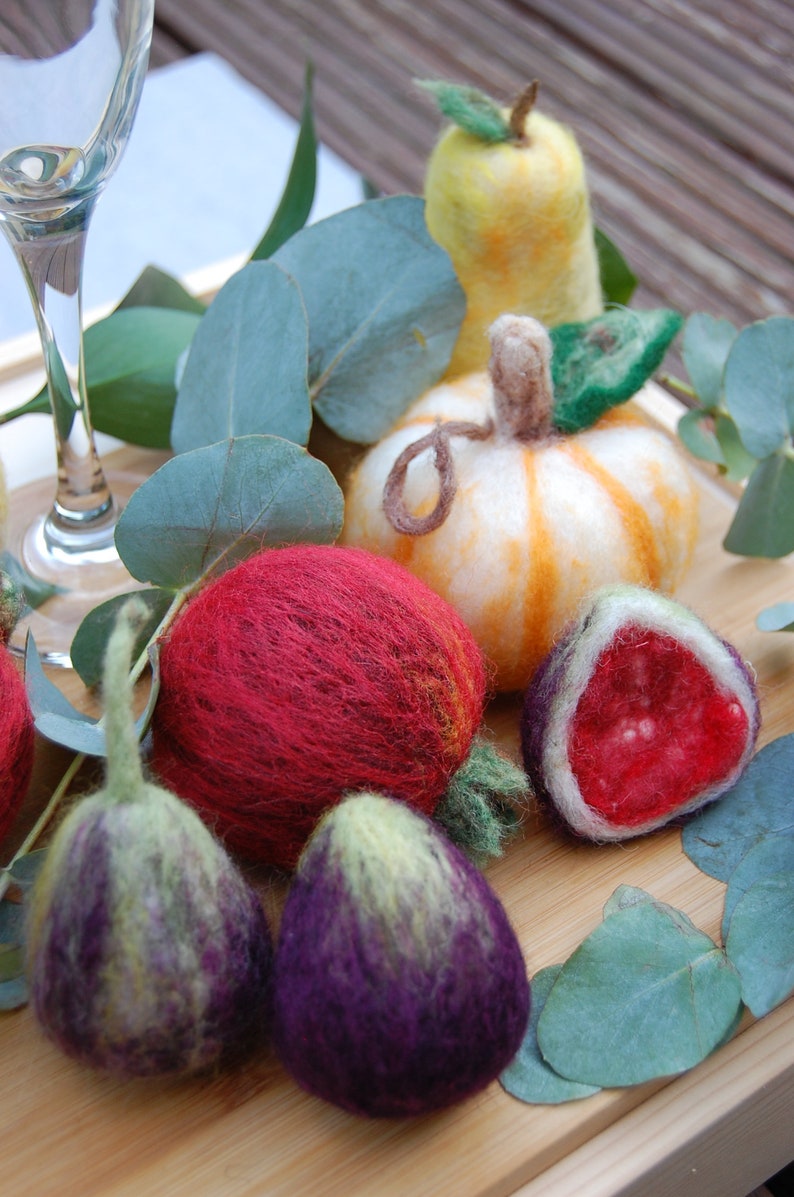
top-left (117, 264), bottom-right (206, 314)
top-left (417, 79), bottom-right (512, 143)
top-left (70, 588), bottom-right (175, 689)
top-left (115, 434), bottom-right (344, 591)
top-left (550, 307), bottom-right (684, 434)
top-left (724, 317), bottom-right (794, 461)
top-left (722, 837), bottom-right (794, 935)
top-left (725, 871), bottom-right (794, 1018)
top-left (594, 227), bottom-right (637, 307)
top-left (682, 312), bottom-right (737, 411)
top-left (682, 733), bottom-right (794, 881)
top-left (273, 195), bottom-right (466, 444)
top-left (536, 890), bottom-right (743, 1088)
top-left (251, 62), bottom-right (317, 261)
top-left (171, 261), bottom-right (311, 454)
top-left (723, 451), bottom-right (794, 558)
top-left (500, 965), bottom-right (602, 1104)
top-left (757, 602), bottom-right (794, 633)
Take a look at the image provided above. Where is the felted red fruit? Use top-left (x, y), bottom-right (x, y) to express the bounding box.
top-left (521, 584), bottom-right (760, 840)
top-left (150, 544), bottom-right (488, 870)
top-left (0, 646), bottom-right (34, 846)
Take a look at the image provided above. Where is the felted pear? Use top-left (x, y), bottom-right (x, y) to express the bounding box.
top-left (272, 791), bottom-right (530, 1117)
top-left (423, 80), bottom-right (602, 377)
top-left (26, 599), bottom-right (273, 1077)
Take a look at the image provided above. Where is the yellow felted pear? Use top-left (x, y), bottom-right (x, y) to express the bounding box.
top-left (423, 81), bottom-right (603, 378)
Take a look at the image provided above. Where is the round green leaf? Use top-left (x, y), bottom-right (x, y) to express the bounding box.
top-left (171, 261), bottom-right (311, 454)
top-left (70, 588), bottom-right (175, 689)
top-left (683, 734), bottom-right (794, 881)
top-left (725, 871), bottom-right (794, 1018)
top-left (757, 602), bottom-right (794, 632)
top-left (677, 408), bottom-right (726, 466)
top-left (500, 965), bottom-right (602, 1105)
top-left (114, 434), bottom-right (344, 590)
top-left (722, 837), bottom-right (794, 935)
top-left (273, 195), bottom-right (466, 443)
top-left (682, 312), bottom-right (737, 411)
top-left (723, 452), bottom-right (794, 558)
top-left (536, 894), bottom-right (743, 1088)
top-left (724, 316), bottom-right (794, 459)
top-left (594, 227), bottom-right (637, 307)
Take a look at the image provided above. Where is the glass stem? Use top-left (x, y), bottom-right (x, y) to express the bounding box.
top-left (4, 194), bottom-right (117, 556)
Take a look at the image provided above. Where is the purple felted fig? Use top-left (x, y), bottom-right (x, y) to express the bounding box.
top-left (26, 600), bottom-right (273, 1078)
top-left (521, 584), bottom-right (760, 841)
top-left (272, 791), bottom-right (530, 1117)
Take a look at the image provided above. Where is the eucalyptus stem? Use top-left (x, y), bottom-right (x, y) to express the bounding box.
top-left (660, 373), bottom-right (698, 401)
top-left (0, 750), bottom-right (85, 902)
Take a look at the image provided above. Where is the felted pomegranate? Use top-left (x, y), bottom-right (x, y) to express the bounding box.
top-left (0, 592), bottom-right (34, 846)
top-left (521, 584), bottom-right (760, 840)
top-left (342, 314), bottom-right (699, 691)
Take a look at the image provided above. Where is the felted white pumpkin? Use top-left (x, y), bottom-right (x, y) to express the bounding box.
top-left (342, 313), bottom-right (699, 691)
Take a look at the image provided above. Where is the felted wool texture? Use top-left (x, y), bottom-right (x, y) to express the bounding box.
top-left (521, 584), bottom-right (760, 841)
top-left (150, 544), bottom-right (488, 871)
top-left (0, 647), bottom-right (35, 846)
top-left (26, 600), bottom-right (273, 1078)
top-left (272, 792), bottom-right (530, 1117)
top-left (425, 108), bottom-right (602, 379)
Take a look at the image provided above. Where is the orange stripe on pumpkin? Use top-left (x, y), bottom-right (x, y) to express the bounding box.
top-left (517, 452), bottom-right (561, 686)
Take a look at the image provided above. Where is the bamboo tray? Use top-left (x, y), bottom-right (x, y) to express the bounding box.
top-left (1, 358), bottom-right (792, 1197)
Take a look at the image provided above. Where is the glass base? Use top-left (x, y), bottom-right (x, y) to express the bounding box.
top-left (4, 469), bottom-right (145, 668)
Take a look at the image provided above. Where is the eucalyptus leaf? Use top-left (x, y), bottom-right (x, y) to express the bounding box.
top-left (536, 891), bottom-right (743, 1088)
top-left (500, 965), bottom-right (602, 1104)
top-left (0, 942), bottom-right (23, 984)
top-left (6, 848), bottom-right (48, 891)
top-left (677, 409), bottom-right (726, 466)
top-left (722, 836), bottom-right (794, 935)
top-left (723, 451), bottom-right (794, 558)
top-left (0, 550), bottom-right (64, 610)
top-left (551, 308), bottom-right (684, 433)
top-left (757, 602), bottom-right (794, 633)
top-left (0, 975), bottom-right (27, 1010)
top-left (171, 261), bottom-right (311, 454)
top-left (725, 871), bottom-right (794, 1018)
top-left (724, 316), bottom-right (794, 460)
top-left (273, 195), bottom-right (466, 443)
top-left (594, 227), bottom-right (637, 307)
top-left (117, 264), bottom-right (206, 314)
top-left (602, 884), bottom-right (655, 917)
top-left (115, 434), bottom-right (344, 590)
top-left (0, 898), bottom-right (24, 941)
top-left (713, 412), bottom-right (758, 483)
top-left (251, 62), bottom-right (317, 261)
top-left (70, 588), bottom-right (174, 688)
top-left (682, 312), bottom-right (737, 411)
top-left (682, 733), bottom-right (794, 881)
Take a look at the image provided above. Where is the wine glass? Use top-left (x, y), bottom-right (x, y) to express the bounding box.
top-left (0, 0), bottom-right (154, 666)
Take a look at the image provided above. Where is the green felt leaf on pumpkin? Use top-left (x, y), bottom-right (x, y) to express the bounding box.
top-left (594, 227), bottom-right (637, 307)
top-left (725, 871), bottom-right (794, 1018)
top-left (115, 434), bottom-right (344, 591)
top-left (536, 889), bottom-right (743, 1088)
top-left (70, 588), bottom-right (175, 689)
top-left (550, 307), bottom-right (684, 433)
top-left (417, 79), bottom-right (512, 143)
top-left (251, 61), bottom-right (317, 261)
top-left (724, 316), bottom-right (794, 461)
top-left (757, 602), bottom-right (794, 633)
top-left (273, 195), bottom-right (466, 444)
top-left (682, 734), bottom-right (794, 882)
top-left (723, 451), bottom-right (794, 558)
top-left (171, 261), bottom-right (311, 454)
top-left (681, 312), bottom-right (737, 411)
top-left (500, 964), bottom-right (602, 1104)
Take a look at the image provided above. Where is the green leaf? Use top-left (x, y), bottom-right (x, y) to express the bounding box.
top-left (273, 195), bottom-right (466, 443)
top-left (500, 965), bottom-right (602, 1104)
top-left (551, 308), bottom-right (684, 433)
top-left (417, 80), bottom-right (512, 143)
top-left (0, 942), bottom-right (24, 984)
top-left (6, 848), bottom-right (48, 891)
top-left (0, 550), bottom-right (64, 610)
top-left (594, 227), bottom-right (637, 307)
top-left (714, 413), bottom-right (758, 483)
top-left (536, 891), bottom-right (743, 1088)
top-left (681, 312), bottom-right (737, 411)
top-left (724, 316), bottom-right (794, 460)
top-left (682, 733), bottom-right (794, 881)
top-left (171, 261), bottom-right (311, 454)
top-left (0, 898), bottom-right (24, 941)
top-left (723, 451), bottom-right (794, 558)
top-left (251, 62), bottom-right (317, 260)
top-left (725, 871), bottom-right (794, 1017)
top-left (757, 601), bottom-right (794, 632)
top-left (677, 408), bottom-right (726, 466)
top-left (114, 434), bottom-right (344, 590)
top-left (0, 975), bottom-right (27, 1010)
top-left (722, 837), bottom-right (794, 935)
top-left (0, 388), bottom-right (50, 426)
top-left (117, 264), bottom-right (206, 314)
top-left (70, 588), bottom-right (175, 689)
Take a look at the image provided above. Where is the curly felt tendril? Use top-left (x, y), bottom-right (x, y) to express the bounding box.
top-left (383, 419), bottom-right (493, 536)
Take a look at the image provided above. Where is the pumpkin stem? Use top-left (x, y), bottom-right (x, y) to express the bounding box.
top-left (488, 314), bottom-right (555, 442)
top-left (509, 80), bottom-right (539, 143)
top-left (383, 419), bottom-right (492, 536)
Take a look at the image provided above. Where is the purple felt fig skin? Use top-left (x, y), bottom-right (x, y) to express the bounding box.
top-left (272, 792), bottom-right (530, 1118)
top-left (521, 584), bottom-right (761, 842)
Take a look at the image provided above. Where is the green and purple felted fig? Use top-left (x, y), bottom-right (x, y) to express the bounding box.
top-left (521, 584), bottom-right (760, 841)
top-left (25, 600), bottom-right (273, 1078)
top-left (272, 791), bottom-right (530, 1118)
